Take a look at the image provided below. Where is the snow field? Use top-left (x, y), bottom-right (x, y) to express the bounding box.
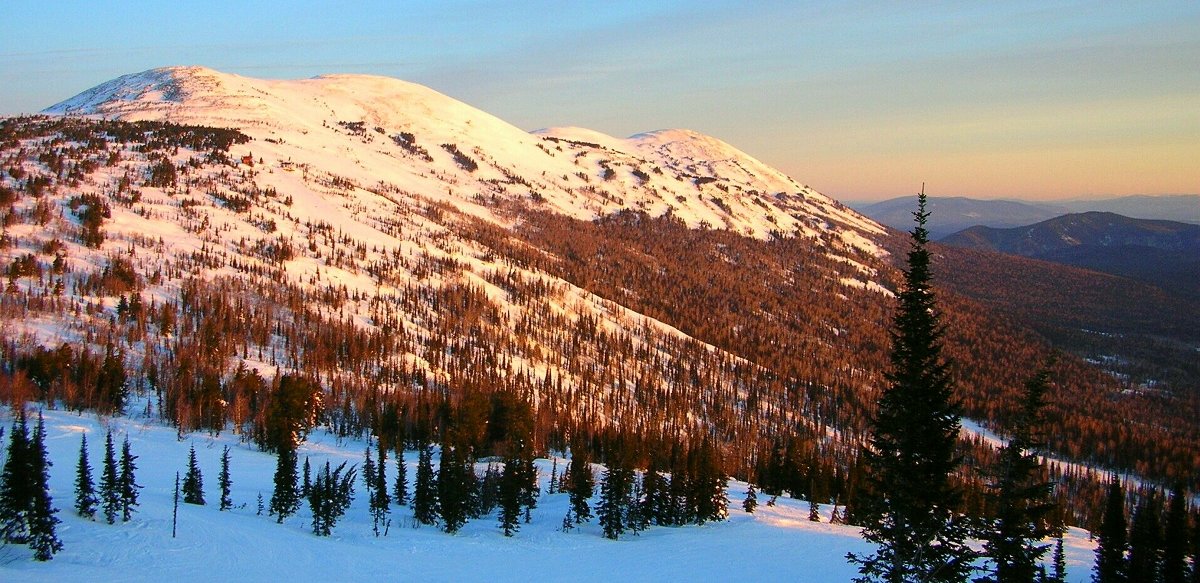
top-left (2, 405), bottom-right (1097, 582)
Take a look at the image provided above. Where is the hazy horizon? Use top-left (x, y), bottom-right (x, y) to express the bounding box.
top-left (4, 1), bottom-right (1197, 202)
top-left (843, 192), bottom-right (1200, 205)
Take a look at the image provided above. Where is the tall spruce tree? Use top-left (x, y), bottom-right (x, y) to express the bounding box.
top-left (27, 413), bottom-right (61, 560)
top-left (99, 430), bottom-right (120, 524)
top-left (1127, 493), bottom-right (1163, 583)
top-left (392, 446), bottom-right (408, 506)
top-left (74, 433), bottom-right (98, 519)
top-left (692, 439), bottom-right (728, 524)
top-left (437, 443), bottom-right (476, 534)
top-left (119, 437), bottom-right (140, 522)
top-left (218, 446), bottom-right (232, 511)
top-left (182, 445), bottom-right (205, 505)
top-left (979, 365), bottom-right (1058, 583)
top-left (412, 442), bottom-right (438, 525)
top-left (362, 445), bottom-right (376, 499)
top-left (515, 440), bottom-right (539, 523)
top-left (848, 190), bottom-right (976, 583)
top-left (1161, 487), bottom-right (1189, 583)
top-left (370, 440), bottom-right (390, 536)
top-left (301, 456), bottom-right (311, 498)
top-left (498, 449), bottom-right (524, 536)
top-left (597, 453), bottom-right (634, 540)
top-left (1051, 535), bottom-right (1067, 583)
top-left (568, 449), bottom-right (595, 524)
top-left (641, 461), bottom-right (670, 524)
top-left (1093, 479), bottom-right (1128, 583)
top-left (0, 410), bottom-right (32, 544)
top-left (269, 445), bottom-right (300, 523)
top-left (667, 458), bottom-right (691, 526)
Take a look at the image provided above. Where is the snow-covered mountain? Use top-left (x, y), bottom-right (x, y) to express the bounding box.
top-left (46, 66), bottom-right (883, 251)
top-left (3, 65), bottom-right (906, 469)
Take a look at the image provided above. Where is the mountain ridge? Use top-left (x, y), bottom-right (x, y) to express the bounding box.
top-left (45, 66), bottom-right (884, 251)
top-left (853, 194), bottom-right (1200, 240)
top-left (941, 211), bottom-right (1200, 298)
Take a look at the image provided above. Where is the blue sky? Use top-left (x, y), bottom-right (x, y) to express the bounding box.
top-left (3, 1), bottom-right (1197, 201)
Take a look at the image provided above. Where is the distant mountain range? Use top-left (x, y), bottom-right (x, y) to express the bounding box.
top-left (941, 212), bottom-right (1200, 299)
top-left (852, 194), bottom-right (1200, 240)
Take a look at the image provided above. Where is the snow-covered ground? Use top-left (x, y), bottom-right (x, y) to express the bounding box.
top-left (2, 405), bottom-right (1097, 582)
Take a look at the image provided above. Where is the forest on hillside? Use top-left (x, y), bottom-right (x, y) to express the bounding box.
top-left (0, 116), bottom-right (1194, 541)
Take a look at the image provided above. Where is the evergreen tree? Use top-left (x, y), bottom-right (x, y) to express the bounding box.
top-left (74, 433), bottom-right (98, 519)
top-left (1093, 479), bottom-right (1128, 583)
top-left (1161, 487), bottom-right (1189, 583)
top-left (498, 450), bottom-right (523, 536)
top-left (393, 446), bottom-right (408, 506)
top-left (640, 463), bottom-right (669, 524)
top-left (0, 410), bottom-right (32, 543)
top-left (667, 459), bottom-right (690, 526)
top-left (743, 483), bottom-right (758, 514)
top-left (362, 445), bottom-right (376, 498)
top-left (437, 443), bottom-right (475, 534)
top-left (370, 440), bottom-right (390, 536)
top-left (412, 442), bottom-right (438, 525)
top-left (99, 430), bottom-right (120, 524)
top-left (308, 461), bottom-right (356, 536)
top-left (27, 413), bottom-right (62, 560)
top-left (515, 440), bottom-right (539, 523)
top-left (568, 451), bottom-right (595, 524)
top-left (269, 446), bottom-right (300, 523)
top-left (1051, 534), bottom-right (1067, 583)
top-left (218, 446), bottom-right (232, 511)
top-left (561, 506), bottom-right (575, 532)
top-left (809, 499), bottom-right (821, 522)
top-left (848, 191), bottom-right (976, 583)
top-left (627, 473), bottom-right (647, 533)
top-left (98, 343), bottom-right (128, 414)
top-left (119, 437), bottom-right (140, 522)
top-left (692, 440), bottom-right (728, 524)
top-left (182, 445), bottom-right (205, 505)
top-left (301, 456), bottom-right (311, 498)
top-left (477, 463), bottom-right (501, 517)
top-left (597, 453), bottom-right (634, 540)
top-left (1127, 493), bottom-right (1162, 583)
top-left (979, 365), bottom-right (1058, 583)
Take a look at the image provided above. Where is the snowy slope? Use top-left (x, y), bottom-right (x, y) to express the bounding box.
top-left (0, 406), bottom-right (1098, 582)
top-left (45, 66), bottom-right (886, 253)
